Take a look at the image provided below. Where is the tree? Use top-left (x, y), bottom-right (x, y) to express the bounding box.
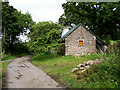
top-left (2, 2), bottom-right (34, 53)
top-left (28, 21), bottom-right (64, 54)
top-left (59, 2), bottom-right (120, 40)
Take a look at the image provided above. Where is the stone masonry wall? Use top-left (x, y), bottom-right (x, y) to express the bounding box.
top-left (65, 25), bottom-right (96, 55)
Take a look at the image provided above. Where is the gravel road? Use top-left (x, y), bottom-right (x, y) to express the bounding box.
top-left (3, 55), bottom-right (62, 88)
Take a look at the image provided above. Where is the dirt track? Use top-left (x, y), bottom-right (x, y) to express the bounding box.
top-left (3, 55), bottom-right (62, 88)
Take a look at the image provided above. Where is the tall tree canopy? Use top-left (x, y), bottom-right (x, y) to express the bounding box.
top-left (28, 21), bottom-right (64, 54)
top-left (59, 2), bottom-right (120, 40)
top-left (2, 2), bottom-right (34, 51)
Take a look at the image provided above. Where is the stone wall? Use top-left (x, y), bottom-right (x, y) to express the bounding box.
top-left (65, 25), bottom-right (96, 55)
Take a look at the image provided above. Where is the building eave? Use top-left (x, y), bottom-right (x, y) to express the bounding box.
top-left (61, 23), bottom-right (107, 46)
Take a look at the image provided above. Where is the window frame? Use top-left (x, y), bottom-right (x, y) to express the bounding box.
top-left (78, 39), bottom-right (84, 47)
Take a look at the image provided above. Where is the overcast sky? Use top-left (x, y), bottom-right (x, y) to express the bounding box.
top-left (8, 0), bottom-right (67, 42)
top-left (9, 0), bottom-right (67, 23)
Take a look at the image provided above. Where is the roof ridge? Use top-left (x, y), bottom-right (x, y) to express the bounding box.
top-left (60, 23), bottom-right (81, 40)
top-left (61, 23), bottom-right (107, 45)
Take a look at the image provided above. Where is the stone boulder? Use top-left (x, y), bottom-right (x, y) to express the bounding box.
top-left (72, 59), bottom-right (100, 73)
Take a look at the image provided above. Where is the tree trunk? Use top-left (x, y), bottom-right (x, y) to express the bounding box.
top-left (97, 26), bottom-right (102, 38)
top-left (4, 26), bottom-right (5, 39)
top-left (2, 26), bottom-right (6, 57)
top-left (57, 47), bottom-right (59, 56)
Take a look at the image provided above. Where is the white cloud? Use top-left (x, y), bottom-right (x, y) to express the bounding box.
top-left (9, 0), bottom-right (66, 23)
top-left (61, 28), bottom-right (69, 37)
top-left (8, 0), bottom-right (67, 42)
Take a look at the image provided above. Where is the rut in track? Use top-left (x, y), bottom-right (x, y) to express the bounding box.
top-left (3, 55), bottom-right (62, 88)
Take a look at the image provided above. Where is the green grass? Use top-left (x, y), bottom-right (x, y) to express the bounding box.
top-left (0, 61), bottom-right (9, 79)
top-left (0, 62), bottom-right (2, 82)
top-left (85, 53), bottom-right (120, 88)
top-left (2, 62), bottom-right (8, 76)
top-left (32, 53), bottom-right (102, 88)
top-left (1, 52), bottom-right (31, 77)
top-left (2, 52), bottom-right (31, 61)
top-left (2, 54), bottom-right (18, 61)
top-left (1, 51), bottom-right (31, 78)
top-left (32, 53), bottom-right (119, 88)
top-left (32, 40), bottom-right (119, 88)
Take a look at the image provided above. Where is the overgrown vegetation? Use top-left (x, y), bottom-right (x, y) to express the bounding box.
top-left (32, 41), bottom-right (120, 88)
top-left (2, 1), bottom-right (34, 55)
top-left (32, 53), bottom-right (102, 88)
top-left (59, 2), bottom-right (120, 40)
top-left (1, 1), bottom-right (120, 88)
top-left (28, 21), bottom-right (65, 55)
top-left (74, 53), bottom-right (120, 88)
top-left (1, 2), bottom-right (34, 81)
top-left (2, 42), bottom-right (31, 61)
top-left (2, 62), bottom-right (8, 76)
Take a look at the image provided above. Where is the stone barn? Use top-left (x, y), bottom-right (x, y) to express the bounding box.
top-left (61, 24), bottom-right (107, 55)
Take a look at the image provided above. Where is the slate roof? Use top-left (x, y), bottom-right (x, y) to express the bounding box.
top-left (61, 23), bottom-right (107, 45)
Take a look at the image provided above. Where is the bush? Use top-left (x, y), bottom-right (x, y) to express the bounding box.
top-left (83, 41), bottom-right (120, 88)
top-left (73, 40), bottom-right (120, 88)
top-left (106, 40), bottom-right (120, 55)
top-left (28, 21), bottom-right (65, 54)
top-left (74, 53), bottom-right (119, 88)
top-left (33, 53), bottom-right (54, 61)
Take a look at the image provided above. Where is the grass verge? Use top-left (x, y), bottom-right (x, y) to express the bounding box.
top-left (2, 52), bottom-right (31, 61)
top-left (2, 62), bottom-right (9, 76)
top-left (32, 53), bottom-right (103, 88)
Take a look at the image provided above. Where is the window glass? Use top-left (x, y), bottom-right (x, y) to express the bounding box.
top-left (79, 41), bottom-right (83, 46)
